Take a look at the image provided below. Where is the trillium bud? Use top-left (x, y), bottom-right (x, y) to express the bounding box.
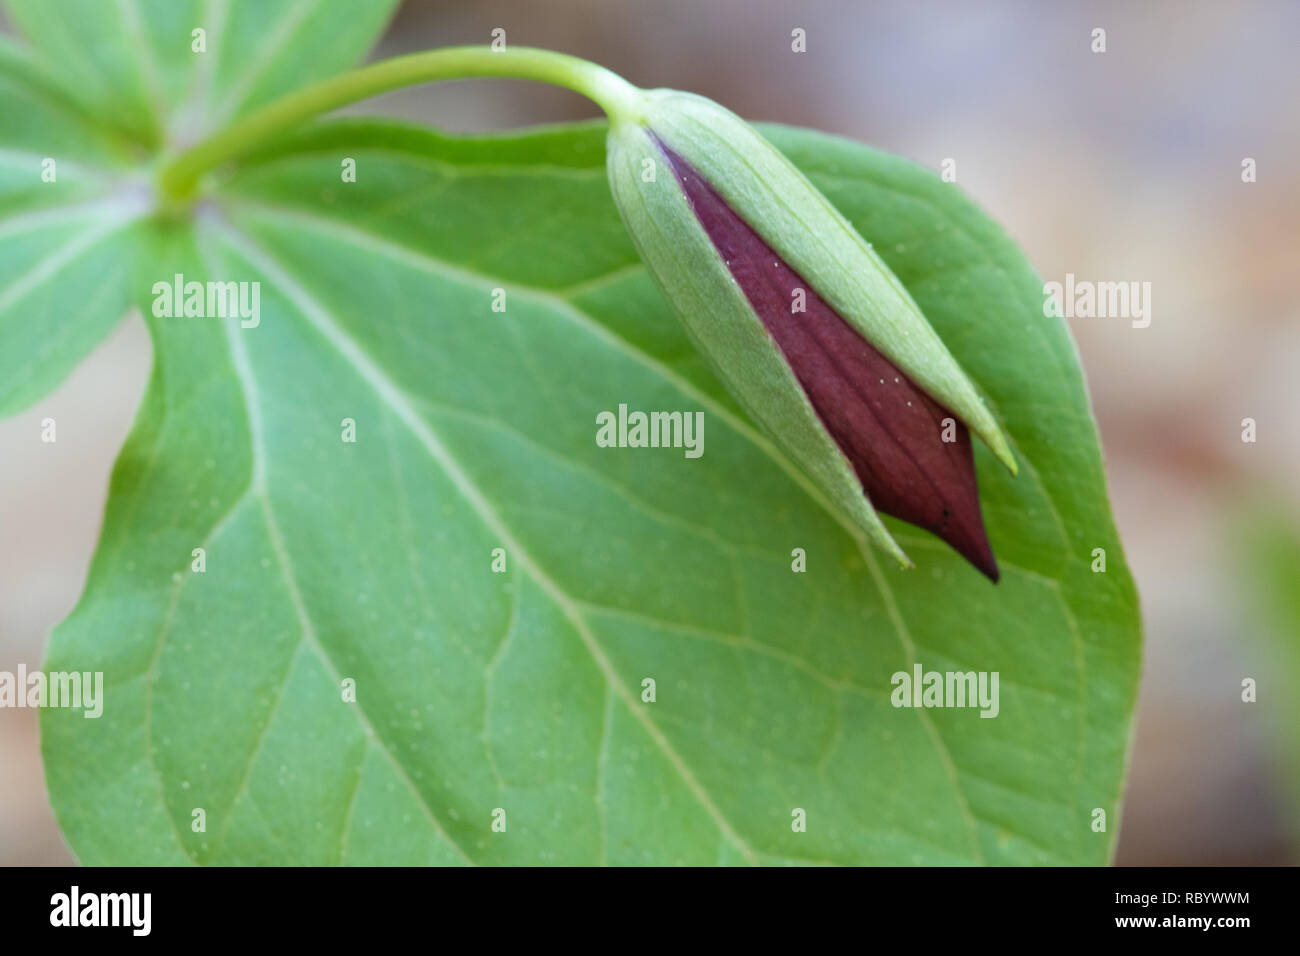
top-left (605, 89), bottom-right (1018, 581)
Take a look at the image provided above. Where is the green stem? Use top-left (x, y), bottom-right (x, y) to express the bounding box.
top-left (158, 46), bottom-right (642, 200)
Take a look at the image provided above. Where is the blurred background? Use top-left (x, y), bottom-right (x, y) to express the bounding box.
top-left (2, 0), bottom-right (1297, 865)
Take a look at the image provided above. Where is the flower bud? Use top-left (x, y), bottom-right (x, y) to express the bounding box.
top-left (605, 89), bottom-right (1017, 581)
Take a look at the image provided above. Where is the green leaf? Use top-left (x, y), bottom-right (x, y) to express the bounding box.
top-left (1234, 508), bottom-right (1300, 844)
top-left (0, 35), bottom-right (147, 415)
top-left (38, 113), bottom-right (1140, 865)
top-left (2, 0), bottom-right (400, 144)
top-left (0, 0), bottom-right (399, 415)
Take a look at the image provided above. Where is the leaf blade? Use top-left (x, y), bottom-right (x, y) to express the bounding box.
top-left (41, 119), bottom-right (1140, 865)
top-left (0, 46), bottom-right (151, 414)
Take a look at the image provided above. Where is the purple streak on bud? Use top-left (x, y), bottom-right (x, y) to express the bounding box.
top-left (654, 136), bottom-right (999, 581)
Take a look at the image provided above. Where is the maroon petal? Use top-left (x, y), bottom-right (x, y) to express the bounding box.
top-left (655, 136), bottom-right (999, 582)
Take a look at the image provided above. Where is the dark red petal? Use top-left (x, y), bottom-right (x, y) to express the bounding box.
top-left (655, 137), bottom-right (999, 582)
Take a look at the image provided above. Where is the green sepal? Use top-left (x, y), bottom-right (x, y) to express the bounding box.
top-left (606, 118), bottom-right (913, 568)
top-left (637, 89), bottom-right (1018, 478)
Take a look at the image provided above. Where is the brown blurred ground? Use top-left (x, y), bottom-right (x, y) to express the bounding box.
top-left (2, 0), bottom-right (1297, 865)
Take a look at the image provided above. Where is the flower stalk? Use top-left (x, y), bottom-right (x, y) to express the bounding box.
top-left (158, 46), bottom-right (641, 200)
